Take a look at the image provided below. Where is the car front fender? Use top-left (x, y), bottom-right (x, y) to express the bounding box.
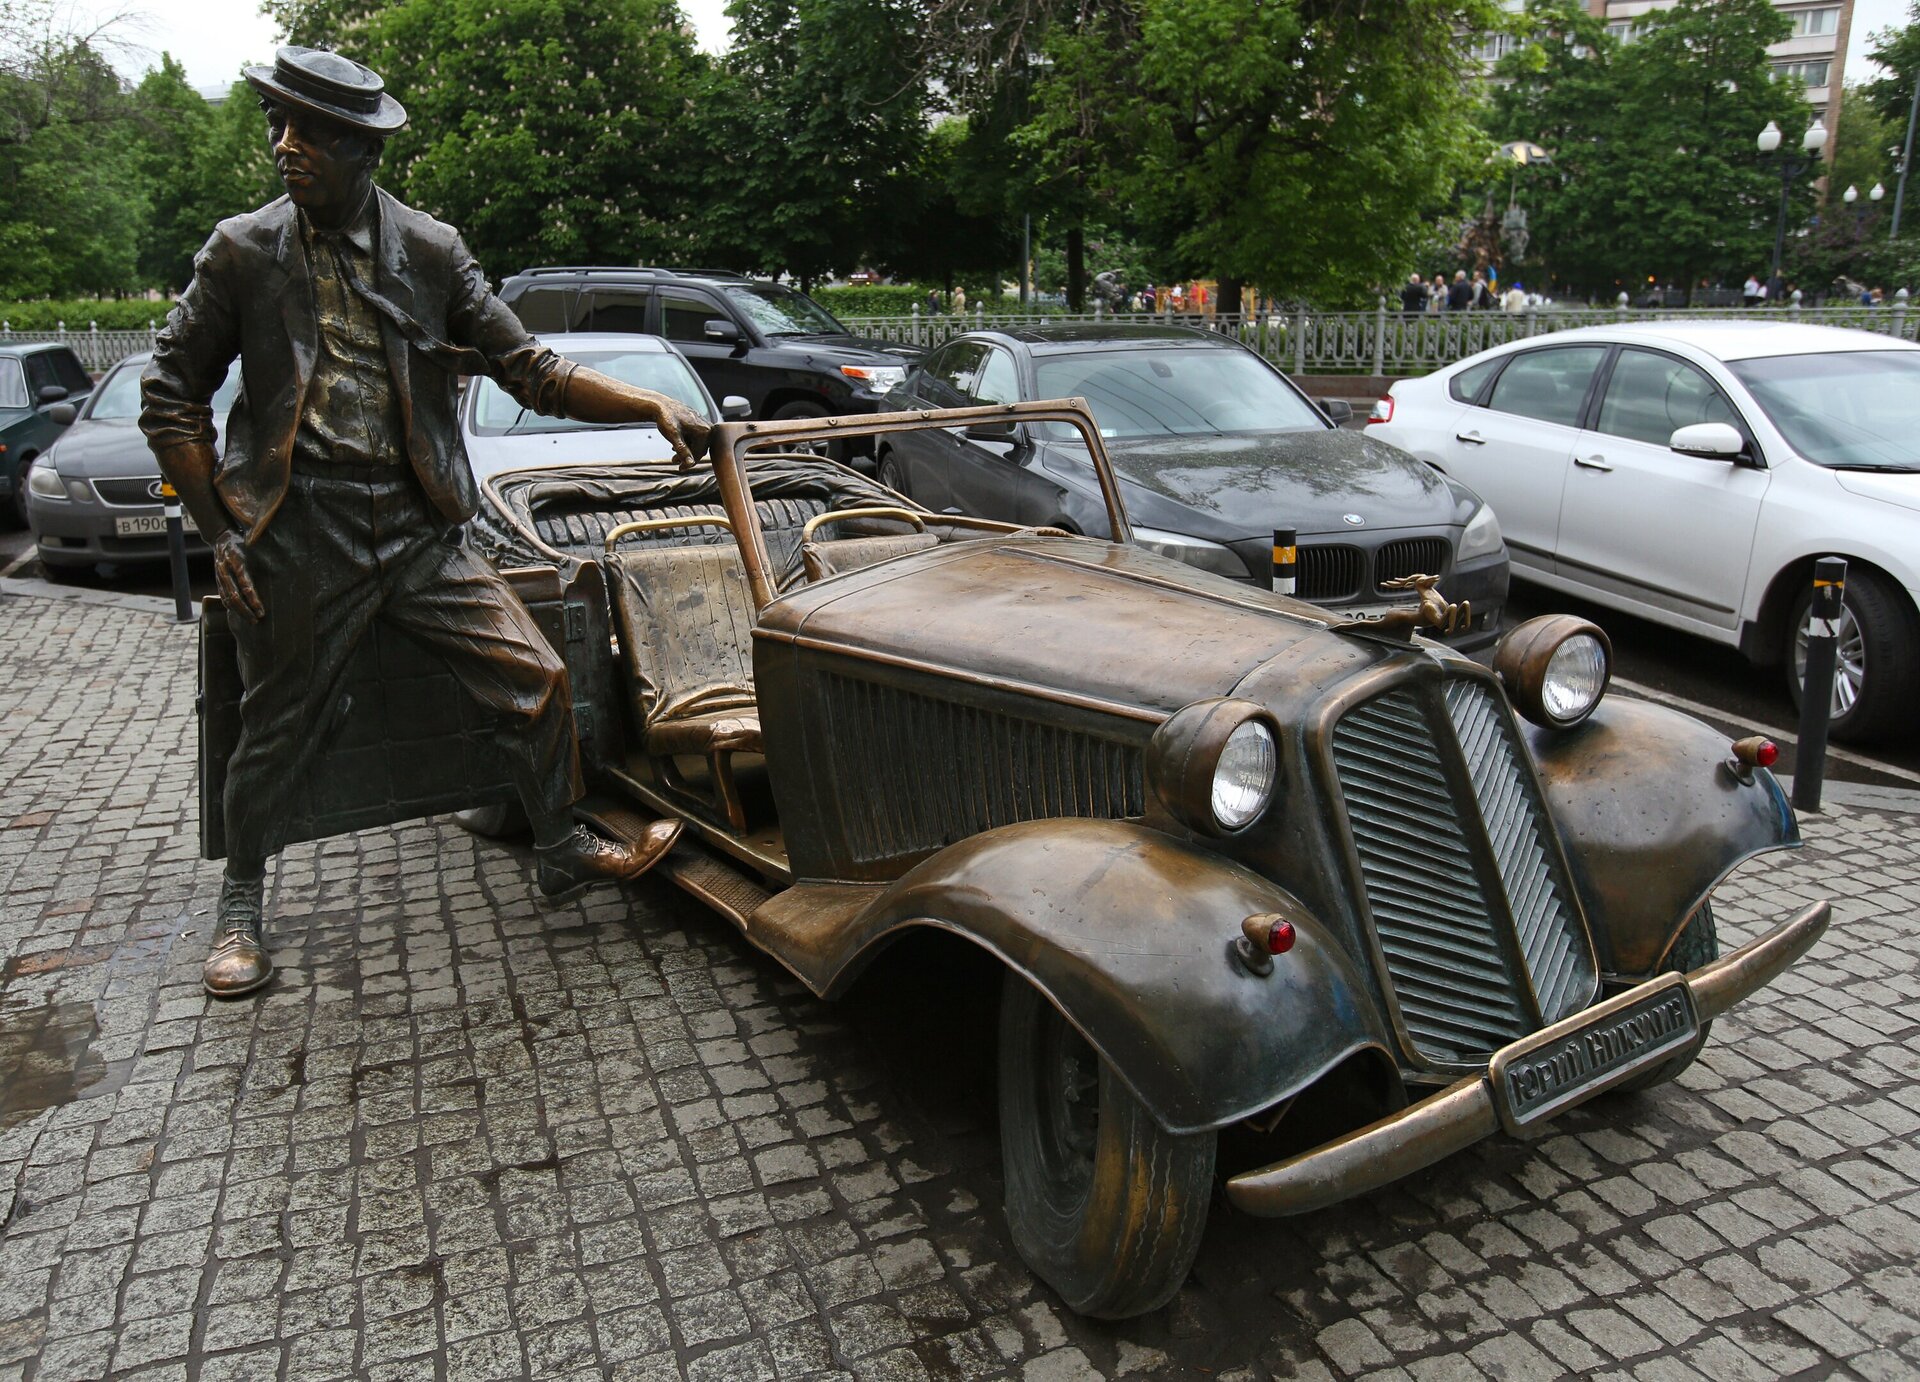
top-left (792, 817), bottom-right (1398, 1137)
top-left (1522, 696), bottom-right (1799, 978)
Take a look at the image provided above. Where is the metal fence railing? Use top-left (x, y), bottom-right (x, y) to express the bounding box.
top-left (11, 290), bottom-right (1916, 379)
top-left (0, 321), bottom-right (162, 373)
top-left (844, 291), bottom-right (1918, 376)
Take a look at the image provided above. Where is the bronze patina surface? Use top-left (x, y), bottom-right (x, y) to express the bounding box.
top-left (194, 392), bottom-right (1831, 1316)
top-left (142, 46), bottom-right (706, 995)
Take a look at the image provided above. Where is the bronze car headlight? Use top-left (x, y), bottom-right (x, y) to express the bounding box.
top-left (1495, 615), bottom-right (1612, 729)
top-left (1148, 698), bottom-right (1279, 835)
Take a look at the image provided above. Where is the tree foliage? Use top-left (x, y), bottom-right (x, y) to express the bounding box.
top-left (1488, 0), bottom-right (1808, 296)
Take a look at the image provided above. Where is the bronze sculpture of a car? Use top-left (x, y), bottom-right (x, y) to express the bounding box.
top-left (196, 399), bottom-right (1828, 1319)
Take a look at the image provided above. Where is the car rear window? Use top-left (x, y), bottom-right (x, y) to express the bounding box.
top-left (1484, 346), bottom-right (1608, 428)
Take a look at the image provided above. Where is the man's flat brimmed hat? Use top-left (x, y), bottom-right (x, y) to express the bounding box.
top-left (244, 46), bottom-right (407, 135)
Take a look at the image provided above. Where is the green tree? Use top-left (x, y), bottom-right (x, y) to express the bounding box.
top-left (132, 55), bottom-right (218, 291)
top-left (1863, 2), bottom-right (1920, 132)
top-left (353, 0), bottom-right (709, 274)
top-left (689, 0), bottom-right (930, 286)
top-left (1009, 0), bottom-right (1499, 309)
top-left (1490, 0), bottom-right (1808, 297)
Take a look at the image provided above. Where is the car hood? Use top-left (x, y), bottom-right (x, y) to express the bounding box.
top-left (766, 532), bottom-right (1396, 717)
top-left (44, 416), bottom-right (186, 477)
top-left (780, 335), bottom-right (922, 364)
top-left (1094, 429), bottom-right (1465, 538)
top-left (1833, 468), bottom-right (1920, 516)
top-left (466, 426), bottom-right (675, 484)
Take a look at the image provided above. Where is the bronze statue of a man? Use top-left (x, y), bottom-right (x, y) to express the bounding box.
top-left (142, 47), bottom-right (699, 998)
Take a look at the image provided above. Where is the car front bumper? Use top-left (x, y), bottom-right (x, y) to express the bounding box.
top-left (1224, 899), bottom-right (1830, 1217)
top-left (30, 496), bottom-right (210, 567)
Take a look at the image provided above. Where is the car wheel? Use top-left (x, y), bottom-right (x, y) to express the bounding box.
top-left (1610, 901), bottom-right (1717, 1096)
top-left (877, 450), bottom-right (909, 500)
top-left (998, 972), bottom-right (1215, 1319)
top-left (769, 401), bottom-right (838, 460)
top-left (6, 455), bottom-right (34, 530)
top-left (1785, 567), bottom-right (1918, 745)
top-left (451, 801), bottom-right (530, 839)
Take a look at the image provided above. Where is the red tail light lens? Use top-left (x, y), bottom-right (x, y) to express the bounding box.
top-left (1367, 397), bottom-right (1393, 425)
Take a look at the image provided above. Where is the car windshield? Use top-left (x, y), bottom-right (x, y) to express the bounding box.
top-left (1033, 347), bottom-right (1326, 440)
top-left (0, 358), bottom-right (25, 410)
top-left (471, 346), bottom-right (711, 434)
top-left (1727, 350), bottom-right (1920, 471)
top-left (716, 283), bottom-right (847, 337)
top-left (87, 359), bottom-right (241, 420)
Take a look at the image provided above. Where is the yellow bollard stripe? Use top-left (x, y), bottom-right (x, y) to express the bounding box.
top-left (1272, 546), bottom-right (1296, 564)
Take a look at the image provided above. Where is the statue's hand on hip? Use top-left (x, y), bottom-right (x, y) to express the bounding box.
top-left (214, 531), bottom-right (266, 622)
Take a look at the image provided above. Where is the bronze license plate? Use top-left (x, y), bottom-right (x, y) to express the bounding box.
top-left (1487, 974), bottom-right (1699, 1134)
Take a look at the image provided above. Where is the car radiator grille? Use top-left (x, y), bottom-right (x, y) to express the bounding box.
top-left (1296, 545), bottom-right (1365, 602)
top-left (824, 673), bottom-right (1145, 864)
top-left (1374, 536), bottom-right (1451, 588)
top-left (1330, 682), bottom-right (1595, 1065)
top-left (92, 477), bottom-right (161, 506)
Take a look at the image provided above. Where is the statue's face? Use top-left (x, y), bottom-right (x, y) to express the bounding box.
top-left (265, 103), bottom-right (374, 221)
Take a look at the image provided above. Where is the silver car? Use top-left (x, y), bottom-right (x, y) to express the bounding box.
top-left (461, 332), bottom-right (746, 484)
top-left (26, 352), bottom-right (238, 579)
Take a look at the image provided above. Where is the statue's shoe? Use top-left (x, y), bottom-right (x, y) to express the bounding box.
top-left (204, 877), bottom-right (273, 999)
top-left (537, 820), bottom-right (682, 901)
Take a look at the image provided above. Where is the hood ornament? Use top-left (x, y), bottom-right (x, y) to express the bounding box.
top-left (1335, 573), bottom-right (1471, 642)
top-left (1342, 513), bottom-right (1365, 526)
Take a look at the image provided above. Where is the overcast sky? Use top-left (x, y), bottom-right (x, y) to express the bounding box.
top-left (57, 0), bottom-right (1920, 98)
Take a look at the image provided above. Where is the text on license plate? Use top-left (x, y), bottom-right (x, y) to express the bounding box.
top-left (114, 514), bottom-right (198, 537)
top-left (1486, 975), bottom-right (1699, 1134)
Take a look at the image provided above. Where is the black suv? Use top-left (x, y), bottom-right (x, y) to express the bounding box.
top-left (496, 268), bottom-right (920, 450)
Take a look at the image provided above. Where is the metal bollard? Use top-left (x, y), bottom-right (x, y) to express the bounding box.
top-left (1271, 528), bottom-right (1297, 596)
top-left (160, 479), bottom-right (196, 624)
top-left (1791, 555), bottom-right (1846, 813)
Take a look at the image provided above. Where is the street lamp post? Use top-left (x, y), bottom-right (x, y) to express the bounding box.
top-left (1842, 182), bottom-right (1886, 231)
top-left (1758, 119), bottom-right (1828, 285)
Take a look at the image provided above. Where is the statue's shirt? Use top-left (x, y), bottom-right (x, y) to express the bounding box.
top-left (298, 200), bottom-right (406, 469)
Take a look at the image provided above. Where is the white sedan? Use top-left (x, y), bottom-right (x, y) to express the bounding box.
top-left (461, 332), bottom-right (748, 484)
top-left (1368, 321), bottom-right (1919, 743)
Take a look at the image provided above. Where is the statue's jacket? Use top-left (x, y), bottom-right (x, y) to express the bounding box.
top-left (140, 187), bottom-right (573, 542)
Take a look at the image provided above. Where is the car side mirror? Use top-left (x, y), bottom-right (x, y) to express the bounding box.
top-left (37, 384), bottom-right (68, 404)
top-left (47, 403), bottom-right (77, 426)
top-left (721, 395), bottom-right (751, 420)
top-left (1319, 398), bottom-right (1353, 424)
top-left (704, 319), bottom-right (742, 345)
top-left (964, 420), bottom-right (1020, 445)
top-left (1669, 422), bottom-right (1745, 461)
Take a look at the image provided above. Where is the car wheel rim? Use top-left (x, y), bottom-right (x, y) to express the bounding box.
top-left (1794, 602), bottom-right (1865, 719)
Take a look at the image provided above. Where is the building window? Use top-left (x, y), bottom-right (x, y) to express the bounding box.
top-left (1605, 20), bottom-right (1644, 43)
top-left (1788, 7), bottom-right (1840, 38)
top-left (1774, 59), bottom-right (1832, 88)
top-left (1472, 31), bottom-right (1519, 62)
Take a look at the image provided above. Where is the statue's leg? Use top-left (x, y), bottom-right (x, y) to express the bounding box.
top-left (382, 524), bottom-right (679, 897)
top-left (210, 476), bottom-right (391, 995)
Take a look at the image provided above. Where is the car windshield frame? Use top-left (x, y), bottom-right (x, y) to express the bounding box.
top-left (468, 346), bottom-right (714, 436)
top-left (716, 283), bottom-right (849, 338)
top-left (1031, 346), bottom-right (1328, 441)
top-left (0, 358), bottom-right (26, 410)
top-left (1726, 349), bottom-right (1920, 471)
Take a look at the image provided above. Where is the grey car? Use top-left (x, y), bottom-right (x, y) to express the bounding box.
top-left (25, 352), bottom-right (237, 577)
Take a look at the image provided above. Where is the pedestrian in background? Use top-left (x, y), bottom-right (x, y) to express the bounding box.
top-left (1447, 270), bottom-right (1472, 312)
top-left (1743, 274), bottom-right (1761, 307)
top-left (1400, 273), bottom-right (1425, 316)
top-left (952, 284), bottom-right (967, 315)
top-left (1503, 281), bottom-right (1528, 313)
top-left (1472, 273), bottom-right (1494, 310)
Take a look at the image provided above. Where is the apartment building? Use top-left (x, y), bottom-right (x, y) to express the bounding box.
top-left (1474, 1), bottom-right (1857, 154)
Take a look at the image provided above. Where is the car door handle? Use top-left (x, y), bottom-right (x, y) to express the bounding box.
top-left (1574, 455), bottom-right (1614, 472)
top-left (1454, 430), bottom-right (1486, 445)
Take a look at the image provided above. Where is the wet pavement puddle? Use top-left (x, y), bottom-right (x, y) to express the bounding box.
top-left (0, 993), bottom-right (129, 1132)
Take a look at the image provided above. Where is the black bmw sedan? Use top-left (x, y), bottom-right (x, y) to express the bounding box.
top-left (876, 325), bottom-right (1508, 646)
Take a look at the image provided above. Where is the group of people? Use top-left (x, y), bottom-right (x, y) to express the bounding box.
top-left (1399, 270), bottom-right (1539, 316)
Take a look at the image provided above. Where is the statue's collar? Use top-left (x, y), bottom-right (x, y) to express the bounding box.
top-left (299, 186), bottom-right (377, 255)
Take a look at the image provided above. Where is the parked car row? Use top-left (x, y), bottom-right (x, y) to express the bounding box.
top-left (22, 283), bottom-right (1915, 745)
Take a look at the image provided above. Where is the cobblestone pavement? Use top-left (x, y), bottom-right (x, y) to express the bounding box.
top-left (1, 582), bottom-right (1917, 1382)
